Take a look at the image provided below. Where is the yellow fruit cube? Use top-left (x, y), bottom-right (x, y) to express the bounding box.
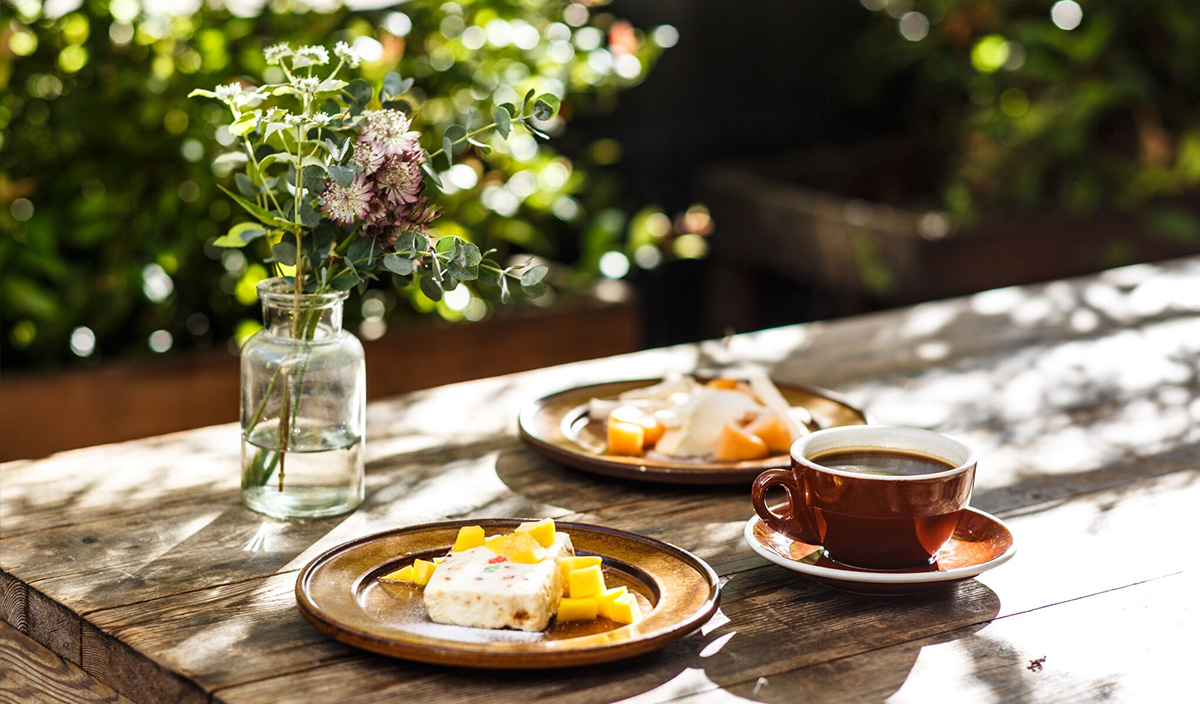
top-left (596, 586), bottom-right (628, 620)
top-left (606, 420), bottom-right (645, 456)
top-left (411, 558), bottom-right (437, 587)
top-left (516, 518), bottom-right (556, 548)
top-left (607, 592), bottom-right (643, 625)
top-left (433, 557), bottom-right (445, 564)
top-left (568, 564), bottom-right (606, 599)
top-left (379, 564), bottom-right (413, 582)
top-left (451, 525), bottom-right (486, 552)
top-left (485, 532), bottom-right (548, 564)
top-left (559, 555), bottom-right (602, 585)
top-left (747, 413), bottom-right (794, 455)
top-left (556, 597), bottom-right (599, 622)
top-left (609, 406), bottom-right (665, 447)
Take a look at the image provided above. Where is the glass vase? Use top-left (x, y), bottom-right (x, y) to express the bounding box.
top-left (240, 278), bottom-right (365, 519)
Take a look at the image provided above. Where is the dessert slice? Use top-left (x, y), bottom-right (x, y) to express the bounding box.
top-left (423, 532), bottom-right (575, 631)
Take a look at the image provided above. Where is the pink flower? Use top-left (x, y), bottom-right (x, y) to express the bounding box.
top-left (321, 175), bottom-right (373, 225)
top-left (359, 109), bottom-right (420, 156)
top-left (349, 142), bottom-right (385, 176)
top-left (374, 154), bottom-right (423, 207)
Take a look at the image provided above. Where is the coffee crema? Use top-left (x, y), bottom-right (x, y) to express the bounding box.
top-left (809, 448), bottom-right (957, 477)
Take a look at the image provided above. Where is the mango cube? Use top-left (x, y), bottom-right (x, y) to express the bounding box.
top-left (451, 525), bottom-right (486, 552)
top-left (516, 518), bottom-right (556, 548)
top-left (706, 377), bottom-right (740, 390)
top-left (411, 559), bottom-right (438, 587)
top-left (715, 423), bottom-right (770, 462)
top-left (606, 420), bottom-right (645, 456)
top-left (596, 585), bottom-right (629, 619)
top-left (433, 557), bottom-right (445, 565)
top-left (485, 532), bottom-right (548, 564)
top-left (556, 597), bottom-right (599, 622)
top-left (609, 406), bottom-right (665, 447)
top-left (607, 592), bottom-right (643, 625)
top-left (560, 555), bottom-right (602, 585)
top-left (379, 564), bottom-right (413, 583)
top-left (748, 413), bottom-right (794, 455)
top-left (568, 564), bottom-right (606, 599)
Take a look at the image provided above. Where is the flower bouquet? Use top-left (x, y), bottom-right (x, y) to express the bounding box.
top-left (191, 42), bottom-right (556, 518)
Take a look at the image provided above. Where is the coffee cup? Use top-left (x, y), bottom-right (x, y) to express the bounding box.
top-left (751, 426), bottom-right (976, 570)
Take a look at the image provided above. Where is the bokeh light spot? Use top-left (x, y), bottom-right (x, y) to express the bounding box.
top-left (70, 326), bottom-right (96, 357)
top-left (1051, 1), bottom-right (1083, 31)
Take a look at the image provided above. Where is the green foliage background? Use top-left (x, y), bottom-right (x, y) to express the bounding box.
top-left (1, 0), bottom-right (672, 370)
top-left (850, 0), bottom-right (1200, 225)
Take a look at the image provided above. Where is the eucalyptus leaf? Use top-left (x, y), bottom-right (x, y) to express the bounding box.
top-left (213, 152), bottom-right (248, 168)
top-left (300, 202), bottom-right (321, 228)
top-left (383, 253), bottom-right (414, 275)
top-left (230, 111), bottom-right (257, 137)
top-left (418, 274), bottom-right (443, 302)
top-left (302, 165), bottom-right (327, 195)
top-left (272, 241), bottom-right (298, 266)
top-left (495, 106), bottom-right (512, 139)
top-left (381, 72), bottom-right (410, 100)
top-left (235, 173), bottom-right (258, 197)
top-left (522, 89), bottom-right (536, 111)
top-left (522, 281), bottom-right (547, 299)
top-left (442, 136), bottom-right (454, 168)
top-left (382, 99), bottom-right (412, 113)
top-left (347, 237), bottom-right (377, 267)
top-left (420, 161), bottom-right (443, 188)
top-left (478, 261), bottom-right (501, 287)
top-left (330, 272), bottom-right (359, 291)
top-left (520, 264), bottom-right (549, 286)
top-left (533, 94), bottom-right (561, 121)
top-left (345, 79), bottom-right (372, 105)
top-left (328, 164), bottom-right (356, 188)
top-left (434, 236), bottom-right (457, 258)
top-left (316, 78), bottom-right (348, 93)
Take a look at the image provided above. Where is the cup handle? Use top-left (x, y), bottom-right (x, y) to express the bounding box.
top-left (751, 468), bottom-right (821, 545)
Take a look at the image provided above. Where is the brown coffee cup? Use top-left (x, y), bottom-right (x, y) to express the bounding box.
top-left (751, 426), bottom-right (976, 570)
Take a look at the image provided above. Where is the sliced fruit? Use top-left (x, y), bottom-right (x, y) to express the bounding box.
top-left (379, 564), bottom-right (413, 582)
top-left (515, 518), bottom-right (556, 548)
top-left (484, 532), bottom-right (548, 564)
top-left (568, 564), bottom-right (606, 599)
top-left (451, 525), bottom-right (486, 552)
top-left (609, 406), bottom-right (666, 447)
top-left (411, 558), bottom-right (437, 586)
top-left (596, 585), bottom-right (629, 620)
top-left (560, 555), bottom-right (602, 585)
top-left (606, 419), bottom-right (645, 456)
top-left (556, 597), bottom-right (599, 622)
top-left (607, 592), bottom-right (643, 625)
top-left (715, 423), bottom-right (770, 462)
top-left (706, 377), bottom-right (740, 390)
top-left (747, 413), bottom-right (794, 455)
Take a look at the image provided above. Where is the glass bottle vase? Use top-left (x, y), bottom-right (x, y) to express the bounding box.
top-left (240, 278), bottom-right (365, 519)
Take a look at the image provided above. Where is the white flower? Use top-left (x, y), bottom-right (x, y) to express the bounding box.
top-left (359, 109), bottom-right (421, 156)
top-left (290, 76), bottom-right (320, 94)
top-left (321, 176), bottom-right (373, 225)
top-left (285, 114), bottom-right (306, 127)
top-left (334, 41), bottom-right (361, 68)
top-left (215, 83), bottom-right (244, 102)
top-left (295, 45), bottom-right (330, 66)
top-left (309, 113), bottom-right (334, 127)
top-left (264, 43), bottom-right (293, 65)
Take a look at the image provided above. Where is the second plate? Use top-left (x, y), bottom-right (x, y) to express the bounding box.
top-left (518, 377), bottom-right (869, 484)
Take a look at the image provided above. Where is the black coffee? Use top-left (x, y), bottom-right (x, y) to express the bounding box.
top-left (810, 448), bottom-right (956, 477)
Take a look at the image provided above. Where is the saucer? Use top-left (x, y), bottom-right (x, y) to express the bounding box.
top-left (743, 507), bottom-right (1016, 595)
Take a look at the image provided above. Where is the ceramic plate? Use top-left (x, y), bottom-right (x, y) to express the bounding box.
top-left (743, 507), bottom-right (1016, 595)
top-left (296, 519), bottom-right (720, 668)
top-left (518, 378), bottom-right (870, 484)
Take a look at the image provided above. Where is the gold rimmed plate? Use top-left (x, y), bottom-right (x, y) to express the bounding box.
top-left (744, 507), bottom-right (1017, 595)
top-left (296, 519), bottom-right (720, 668)
top-left (518, 378), bottom-right (870, 484)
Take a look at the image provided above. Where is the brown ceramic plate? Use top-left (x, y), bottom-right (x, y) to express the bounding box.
top-left (296, 519), bottom-right (720, 668)
top-left (518, 378), bottom-right (870, 485)
top-left (743, 507), bottom-right (1016, 595)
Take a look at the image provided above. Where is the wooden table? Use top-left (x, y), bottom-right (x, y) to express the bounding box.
top-left (4, 257), bottom-right (1200, 703)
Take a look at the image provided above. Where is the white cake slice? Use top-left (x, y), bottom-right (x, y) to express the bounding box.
top-left (423, 533), bottom-right (575, 631)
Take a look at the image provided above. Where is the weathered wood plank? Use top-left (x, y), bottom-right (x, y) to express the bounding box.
top-left (80, 621), bottom-right (208, 704)
top-left (0, 621), bottom-right (134, 704)
top-left (665, 568), bottom-right (1199, 703)
top-left (89, 463), bottom-right (1200, 703)
top-left (0, 571), bottom-right (27, 633)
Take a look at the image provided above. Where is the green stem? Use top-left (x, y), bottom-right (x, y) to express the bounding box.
top-left (426, 122), bottom-right (500, 162)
